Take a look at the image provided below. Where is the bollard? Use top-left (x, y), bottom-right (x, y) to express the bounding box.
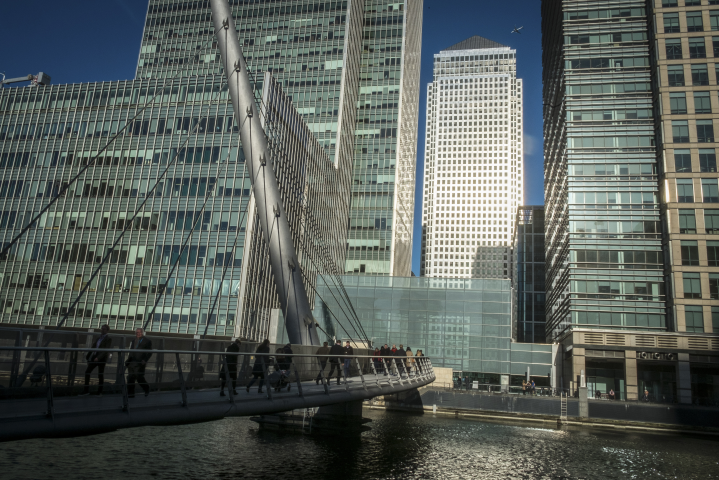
top-left (433, 404), bottom-right (437, 414)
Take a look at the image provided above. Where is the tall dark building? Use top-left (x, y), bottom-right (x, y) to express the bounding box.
top-left (512, 205), bottom-right (545, 343)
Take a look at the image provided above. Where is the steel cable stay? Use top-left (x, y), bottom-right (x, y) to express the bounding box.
top-left (0, 31), bottom-right (227, 262)
top-left (12, 78), bottom-right (232, 383)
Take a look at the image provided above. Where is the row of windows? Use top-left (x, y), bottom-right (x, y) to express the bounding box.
top-left (675, 178), bottom-right (719, 202)
top-left (671, 119), bottom-right (716, 142)
top-left (2, 271), bottom-right (240, 297)
top-left (680, 240), bottom-right (719, 265)
top-left (678, 208), bottom-right (719, 232)
top-left (664, 37), bottom-right (719, 59)
top-left (662, 0), bottom-right (719, 9)
top-left (673, 149), bottom-right (717, 172)
top-left (2, 242), bottom-right (239, 267)
top-left (683, 306), bottom-right (719, 333)
top-left (663, 10), bottom-right (719, 33)
top-left (682, 272), bottom-right (719, 299)
top-left (665, 63), bottom-right (719, 86)
top-left (668, 91), bottom-right (716, 114)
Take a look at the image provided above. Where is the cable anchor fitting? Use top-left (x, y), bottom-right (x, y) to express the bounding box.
top-left (222, 18), bottom-right (230, 30)
top-left (273, 204), bottom-right (281, 218)
top-left (260, 153), bottom-right (266, 166)
top-left (246, 105), bottom-right (253, 117)
top-left (234, 60), bottom-right (242, 73)
top-left (288, 258), bottom-right (296, 271)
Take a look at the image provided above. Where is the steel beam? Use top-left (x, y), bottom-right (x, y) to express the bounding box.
top-left (210, 0), bottom-right (319, 345)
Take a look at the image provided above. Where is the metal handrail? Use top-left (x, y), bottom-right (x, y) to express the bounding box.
top-left (0, 345), bottom-right (429, 360)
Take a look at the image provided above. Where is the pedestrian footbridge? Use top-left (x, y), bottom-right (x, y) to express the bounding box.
top-left (0, 344), bottom-right (435, 442)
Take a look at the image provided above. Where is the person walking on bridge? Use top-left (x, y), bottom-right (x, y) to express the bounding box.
top-left (126, 328), bottom-right (153, 398)
top-left (220, 338), bottom-right (241, 397)
top-left (343, 341), bottom-right (354, 379)
top-left (315, 341), bottom-right (330, 385)
top-left (405, 346), bottom-right (415, 374)
top-left (326, 340), bottom-right (344, 385)
top-left (80, 324), bottom-right (112, 396)
top-left (246, 339), bottom-right (271, 394)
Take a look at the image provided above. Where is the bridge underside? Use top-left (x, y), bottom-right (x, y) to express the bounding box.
top-left (0, 373), bottom-right (435, 442)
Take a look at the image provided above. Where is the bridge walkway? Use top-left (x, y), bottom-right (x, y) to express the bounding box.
top-left (0, 346), bottom-right (435, 441)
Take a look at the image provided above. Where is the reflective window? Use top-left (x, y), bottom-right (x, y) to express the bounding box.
top-left (673, 120), bottom-right (690, 142)
top-left (685, 306), bottom-right (704, 333)
top-left (702, 178), bottom-right (719, 202)
top-left (664, 13), bottom-right (680, 33)
top-left (670, 92), bottom-right (687, 113)
top-left (705, 209), bottom-right (719, 233)
top-left (687, 12), bottom-right (704, 32)
top-left (707, 241), bottom-right (719, 267)
top-left (677, 178), bottom-right (694, 202)
top-left (681, 240), bottom-right (700, 266)
top-left (683, 272), bottom-right (702, 299)
top-left (689, 38), bottom-right (707, 58)
top-left (666, 38), bottom-right (683, 59)
top-left (699, 148), bottom-right (717, 172)
top-left (675, 149), bottom-right (692, 172)
top-left (679, 209), bottom-right (697, 233)
top-left (667, 65), bottom-right (685, 86)
top-left (694, 92), bottom-right (712, 113)
top-left (692, 64), bottom-right (710, 85)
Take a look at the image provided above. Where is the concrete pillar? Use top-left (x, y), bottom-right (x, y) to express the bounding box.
top-left (578, 386), bottom-right (589, 418)
top-left (625, 351), bottom-right (638, 401)
top-left (571, 348), bottom-right (585, 395)
top-left (677, 353), bottom-right (692, 405)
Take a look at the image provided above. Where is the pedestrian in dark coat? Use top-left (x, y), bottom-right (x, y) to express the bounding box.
top-left (395, 345), bottom-right (406, 375)
top-left (315, 342), bottom-right (330, 384)
top-left (126, 328), bottom-right (153, 398)
top-left (80, 324), bottom-right (112, 396)
top-left (220, 338), bottom-right (241, 396)
top-left (327, 340), bottom-right (344, 384)
top-left (246, 339), bottom-right (271, 393)
top-left (343, 341), bottom-right (354, 378)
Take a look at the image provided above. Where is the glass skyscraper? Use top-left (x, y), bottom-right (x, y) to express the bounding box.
top-left (543, 1), bottom-right (665, 340)
top-left (419, 36), bottom-right (524, 280)
top-left (0, 0), bottom-right (423, 342)
top-left (137, 0), bottom-right (422, 278)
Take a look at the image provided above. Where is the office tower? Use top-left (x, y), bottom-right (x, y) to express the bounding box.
top-left (653, 0), bottom-right (719, 338)
top-left (419, 36), bottom-right (524, 279)
top-left (0, 0), bottom-right (423, 342)
top-left (512, 205), bottom-right (546, 343)
top-left (138, 0), bottom-right (423, 277)
top-left (542, 0), bottom-right (718, 404)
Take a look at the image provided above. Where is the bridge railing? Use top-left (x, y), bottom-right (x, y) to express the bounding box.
top-left (0, 345), bottom-right (435, 415)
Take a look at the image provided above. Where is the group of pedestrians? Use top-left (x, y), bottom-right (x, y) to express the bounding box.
top-left (522, 380), bottom-right (536, 395)
top-left (371, 344), bottom-right (424, 375)
top-left (80, 326), bottom-right (153, 398)
top-left (314, 340), bottom-right (355, 385)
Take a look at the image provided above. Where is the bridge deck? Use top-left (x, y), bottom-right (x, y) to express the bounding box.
top-left (0, 349), bottom-right (435, 442)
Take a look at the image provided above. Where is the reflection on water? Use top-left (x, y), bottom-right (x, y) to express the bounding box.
top-left (1, 409), bottom-right (718, 479)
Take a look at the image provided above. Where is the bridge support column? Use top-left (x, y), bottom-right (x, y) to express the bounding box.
top-left (251, 400), bottom-right (370, 435)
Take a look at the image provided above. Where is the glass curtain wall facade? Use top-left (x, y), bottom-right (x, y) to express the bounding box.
top-left (542, 1), bottom-right (666, 341)
top-left (512, 205), bottom-right (546, 343)
top-left (0, 0), bottom-right (425, 341)
top-left (420, 36), bottom-right (524, 280)
top-left (0, 77), bottom-right (247, 336)
top-left (650, 0), bottom-right (719, 335)
top-left (137, 0), bottom-right (423, 278)
top-left (304, 274), bottom-right (552, 381)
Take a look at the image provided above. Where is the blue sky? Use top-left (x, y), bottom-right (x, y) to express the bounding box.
top-left (0, 0), bottom-right (544, 275)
